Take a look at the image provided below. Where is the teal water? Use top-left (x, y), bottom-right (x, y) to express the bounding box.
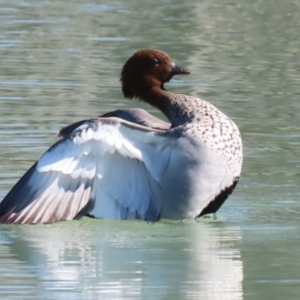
top-left (0, 219), bottom-right (243, 299)
top-left (1, 0), bottom-right (300, 299)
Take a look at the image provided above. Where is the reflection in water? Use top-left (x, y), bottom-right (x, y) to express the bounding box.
top-left (0, 220), bottom-right (243, 300)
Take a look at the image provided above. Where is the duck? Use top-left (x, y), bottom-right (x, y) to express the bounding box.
top-left (0, 49), bottom-right (243, 224)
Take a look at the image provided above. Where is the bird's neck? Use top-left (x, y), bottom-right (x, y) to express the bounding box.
top-left (139, 86), bottom-right (194, 127)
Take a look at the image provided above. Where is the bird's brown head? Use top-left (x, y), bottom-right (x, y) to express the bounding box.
top-left (120, 49), bottom-right (190, 100)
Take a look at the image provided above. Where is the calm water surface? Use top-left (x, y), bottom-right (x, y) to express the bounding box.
top-left (1, 0), bottom-right (300, 299)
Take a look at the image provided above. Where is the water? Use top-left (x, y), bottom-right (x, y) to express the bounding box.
top-left (0, 0), bottom-right (300, 299)
top-left (0, 220), bottom-right (243, 300)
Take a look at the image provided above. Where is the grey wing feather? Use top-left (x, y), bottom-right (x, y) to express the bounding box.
top-left (100, 108), bottom-right (170, 130)
top-left (58, 108), bottom-right (170, 139)
top-left (0, 146), bottom-right (95, 224)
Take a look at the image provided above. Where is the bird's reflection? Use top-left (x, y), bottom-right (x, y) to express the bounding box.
top-left (0, 218), bottom-right (243, 300)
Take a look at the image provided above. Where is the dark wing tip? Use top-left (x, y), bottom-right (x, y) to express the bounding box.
top-left (57, 119), bottom-right (88, 139)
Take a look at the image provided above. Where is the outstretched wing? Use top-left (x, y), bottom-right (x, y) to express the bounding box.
top-left (0, 117), bottom-right (173, 224)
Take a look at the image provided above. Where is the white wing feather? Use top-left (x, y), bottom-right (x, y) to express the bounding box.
top-left (0, 119), bottom-right (173, 224)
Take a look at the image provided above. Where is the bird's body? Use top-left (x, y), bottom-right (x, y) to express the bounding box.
top-left (0, 49), bottom-right (242, 224)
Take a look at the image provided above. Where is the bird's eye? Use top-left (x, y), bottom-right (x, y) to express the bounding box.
top-left (152, 58), bottom-right (161, 66)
